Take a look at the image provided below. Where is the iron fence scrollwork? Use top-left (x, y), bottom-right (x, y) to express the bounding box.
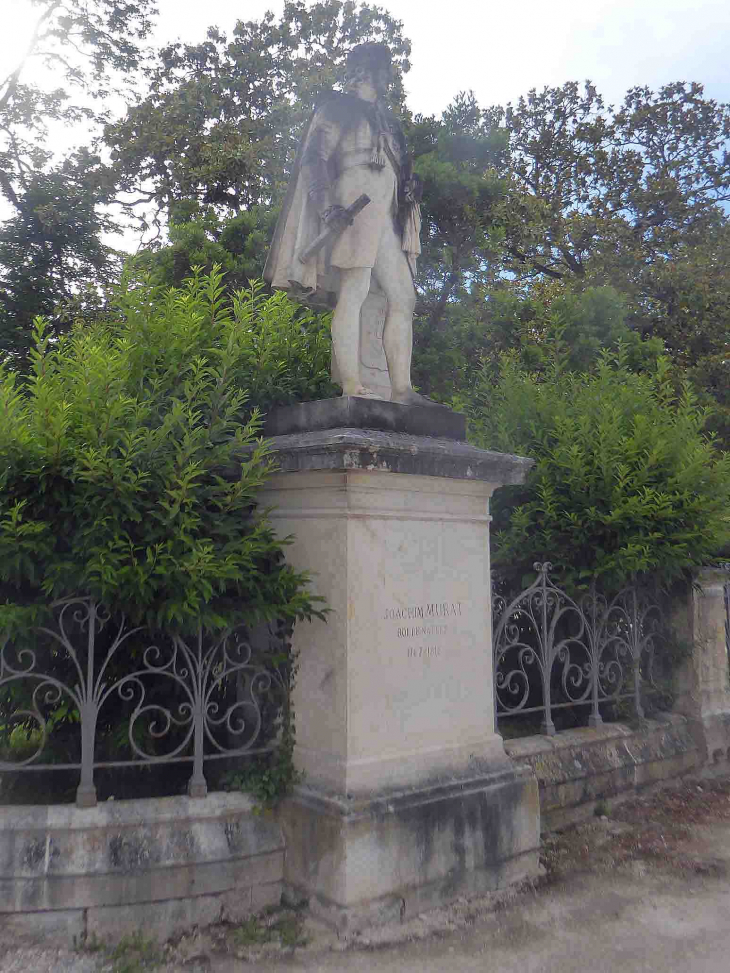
top-left (0, 598), bottom-right (288, 807)
top-left (493, 563), bottom-right (663, 735)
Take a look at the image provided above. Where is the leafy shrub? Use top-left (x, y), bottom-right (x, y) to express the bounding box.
top-left (0, 268), bottom-right (326, 632)
top-left (228, 280), bottom-right (337, 413)
top-left (467, 343), bottom-right (730, 590)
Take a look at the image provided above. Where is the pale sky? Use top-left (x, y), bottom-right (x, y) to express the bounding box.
top-left (1, 0), bottom-right (729, 248)
top-left (2, 0), bottom-right (730, 116)
top-left (154, 0), bottom-right (730, 113)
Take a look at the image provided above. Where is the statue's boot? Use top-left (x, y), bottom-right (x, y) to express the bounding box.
top-left (390, 388), bottom-right (445, 408)
top-left (344, 386), bottom-right (388, 401)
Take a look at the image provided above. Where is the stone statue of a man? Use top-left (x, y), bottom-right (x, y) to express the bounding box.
top-left (264, 42), bottom-right (435, 406)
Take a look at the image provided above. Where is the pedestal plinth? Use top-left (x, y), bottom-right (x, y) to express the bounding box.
top-left (255, 404), bottom-right (540, 928)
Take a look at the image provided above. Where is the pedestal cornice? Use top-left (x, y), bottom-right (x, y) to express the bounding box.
top-left (240, 427), bottom-right (533, 484)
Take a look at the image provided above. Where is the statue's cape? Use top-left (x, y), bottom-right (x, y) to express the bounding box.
top-left (263, 103), bottom-right (331, 303)
top-left (263, 92), bottom-right (408, 307)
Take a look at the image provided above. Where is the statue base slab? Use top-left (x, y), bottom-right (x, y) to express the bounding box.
top-left (264, 396), bottom-right (466, 441)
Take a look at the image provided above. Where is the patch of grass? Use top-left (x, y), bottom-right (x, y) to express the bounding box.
top-left (232, 917), bottom-right (272, 947)
top-left (272, 914), bottom-right (308, 948)
top-left (108, 932), bottom-right (164, 973)
top-left (231, 911), bottom-right (308, 951)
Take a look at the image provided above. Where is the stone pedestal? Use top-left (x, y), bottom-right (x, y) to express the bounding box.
top-left (256, 406), bottom-right (540, 928)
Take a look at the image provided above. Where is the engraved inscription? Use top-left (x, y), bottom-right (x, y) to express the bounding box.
top-left (397, 625), bottom-right (448, 639)
top-left (383, 602), bottom-right (467, 660)
top-left (407, 646), bottom-right (441, 659)
top-left (384, 602), bottom-right (463, 621)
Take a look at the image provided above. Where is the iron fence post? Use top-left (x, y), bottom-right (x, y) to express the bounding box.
top-left (630, 586), bottom-right (646, 720)
top-left (75, 601), bottom-right (99, 807)
top-left (76, 712), bottom-right (98, 807)
top-left (187, 703), bottom-right (208, 798)
top-left (187, 629), bottom-right (208, 798)
top-left (587, 580), bottom-right (603, 729)
top-left (538, 565), bottom-right (556, 736)
top-left (721, 562), bottom-right (730, 671)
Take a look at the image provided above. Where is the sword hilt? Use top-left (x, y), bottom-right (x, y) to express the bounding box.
top-left (298, 194), bottom-right (371, 264)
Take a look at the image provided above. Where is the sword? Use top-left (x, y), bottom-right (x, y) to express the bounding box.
top-left (298, 194), bottom-right (371, 264)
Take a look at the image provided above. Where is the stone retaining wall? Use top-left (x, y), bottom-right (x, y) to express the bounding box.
top-left (505, 714), bottom-right (700, 831)
top-left (2, 568), bottom-right (728, 944)
top-left (0, 792), bottom-right (283, 946)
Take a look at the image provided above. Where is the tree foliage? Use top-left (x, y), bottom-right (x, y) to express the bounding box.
top-left (467, 342), bottom-right (730, 591)
top-left (128, 202), bottom-right (280, 291)
top-left (408, 93), bottom-right (507, 332)
top-left (0, 268), bottom-right (325, 633)
top-left (413, 81), bottom-right (730, 420)
top-left (105, 0), bottom-right (410, 225)
top-left (496, 83), bottom-right (730, 370)
top-left (0, 0), bottom-right (157, 353)
top-left (497, 81), bottom-right (730, 284)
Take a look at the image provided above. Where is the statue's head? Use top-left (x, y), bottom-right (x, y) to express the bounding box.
top-left (344, 42), bottom-right (392, 98)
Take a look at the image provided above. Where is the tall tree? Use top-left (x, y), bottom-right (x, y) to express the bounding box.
top-left (497, 81), bottom-right (730, 286)
top-left (483, 81), bottom-right (730, 437)
top-left (409, 92), bottom-right (507, 336)
top-left (106, 0), bottom-right (410, 227)
top-left (0, 0), bottom-right (157, 355)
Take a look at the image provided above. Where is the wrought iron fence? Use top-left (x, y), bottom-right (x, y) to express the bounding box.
top-left (493, 563), bottom-right (664, 735)
top-left (0, 598), bottom-right (289, 807)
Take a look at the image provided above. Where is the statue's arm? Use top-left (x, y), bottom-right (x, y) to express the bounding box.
top-left (301, 109), bottom-right (346, 225)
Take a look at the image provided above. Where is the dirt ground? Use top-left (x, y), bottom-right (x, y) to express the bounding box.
top-left (5, 775), bottom-right (730, 973)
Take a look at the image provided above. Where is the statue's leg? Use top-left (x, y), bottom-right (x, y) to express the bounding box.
top-left (332, 266), bottom-right (380, 398)
top-left (372, 228), bottom-right (418, 402)
top-left (374, 232), bottom-right (441, 407)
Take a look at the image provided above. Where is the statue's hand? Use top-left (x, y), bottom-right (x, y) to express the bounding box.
top-left (403, 176), bottom-right (423, 204)
top-left (321, 204), bottom-right (349, 227)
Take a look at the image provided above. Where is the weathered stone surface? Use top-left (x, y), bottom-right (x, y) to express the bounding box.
top-left (264, 396), bottom-right (466, 441)
top-left (260, 468), bottom-right (512, 795)
top-left (259, 447), bottom-right (541, 929)
top-left (86, 893), bottom-right (228, 945)
top-left (250, 881), bottom-right (284, 913)
top-left (0, 908), bottom-right (86, 946)
top-left (331, 287), bottom-right (393, 400)
top-left (278, 765), bottom-right (541, 931)
top-left (673, 567), bottom-right (730, 769)
top-left (505, 714), bottom-right (700, 831)
top-left (243, 428), bottom-right (533, 484)
top-left (0, 792), bottom-right (284, 945)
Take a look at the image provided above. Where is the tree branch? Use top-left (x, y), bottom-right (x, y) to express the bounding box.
top-left (427, 264), bottom-right (461, 334)
top-left (506, 246), bottom-right (565, 280)
top-left (0, 0), bottom-right (63, 114)
top-left (0, 165), bottom-right (20, 210)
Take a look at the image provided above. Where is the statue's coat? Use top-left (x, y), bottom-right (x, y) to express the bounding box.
top-left (264, 92), bottom-right (416, 307)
